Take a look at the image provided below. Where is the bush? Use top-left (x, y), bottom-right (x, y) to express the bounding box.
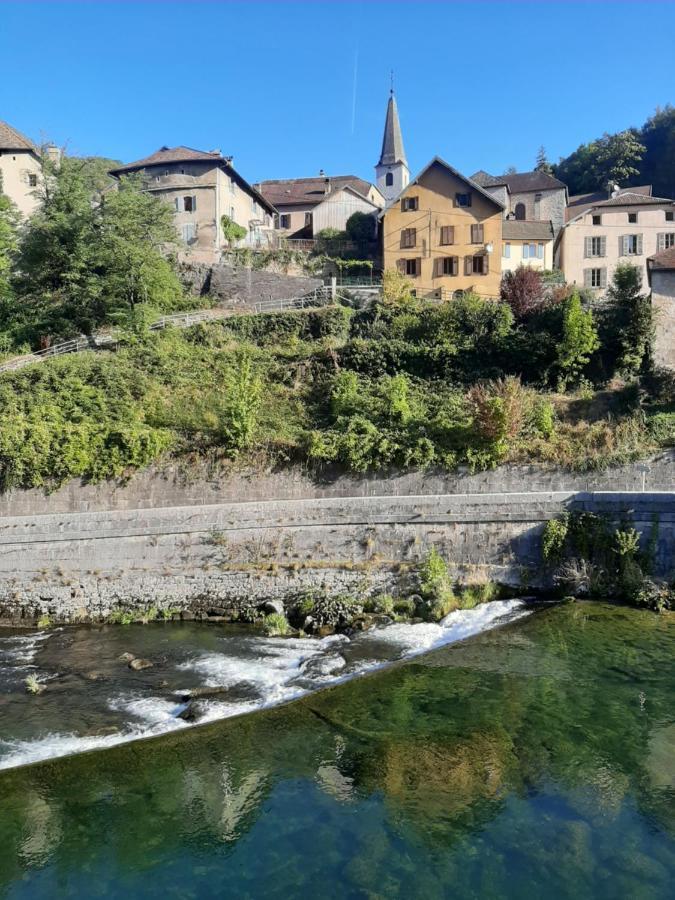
top-left (263, 613), bottom-right (291, 636)
top-left (500, 266), bottom-right (545, 317)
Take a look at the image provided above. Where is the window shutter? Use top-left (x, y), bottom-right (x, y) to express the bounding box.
top-left (397, 258), bottom-right (405, 275)
top-left (600, 268), bottom-right (607, 289)
top-left (621, 235), bottom-right (629, 256)
top-left (452, 256), bottom-right (458, 276)
top-left (584, 269), bottom-right (591, 288)
top-left (658, 233), bottom-right (665, 251)
top-left (415, 258), bottom-right (422, 276)
top-left (175, 197), bottom-right (181, 212)
top-left (192, 195), bottom-right (197, 212)
top-left (483, 253), bottom-right (489, 274)
top-left (478, 224), bottom-right (484, 242)
top-left (401, 199), bottom-right (406, 212)
top-left (637, 234), bottom-right (643, 255)
top-left (584, 237), bottom-right (591, 258)
top-left (600, 237), bottom-right (606, 257)
top-left (433, 257), bottom-right (441, 278)
top-left (464, 256), bottom-right (472, 276)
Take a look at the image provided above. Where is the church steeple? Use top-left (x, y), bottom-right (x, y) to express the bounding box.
top-left (376, 85), bottom-right (409, 201)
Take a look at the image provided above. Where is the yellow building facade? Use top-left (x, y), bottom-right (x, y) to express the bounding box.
top-left (381, 158), bottom-right (504, 298)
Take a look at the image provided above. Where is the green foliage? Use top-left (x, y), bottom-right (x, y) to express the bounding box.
top-left (542, 515), bottom-right (569, 562)
top-left (220, 215), bottom-right (247, 247)
top-left (345, 211), bottom-right (375, 245)
top-left (599, 263), bottom-right (653, 376)
top-left (556, 292), bottom-right (599, 388)
top-left (363, 594), bottom-right (395, 615)
top-left (647, 412), bottom-right (675, 445)
top-left (554, 130), bottom-right (646, 193)
top-left (37, 614), bottom-right (51, 629)
top-left (108, 609), bottom-right (136, 625)
top-left (416, 548), bottom-right (458, 620)
top-left (24, 674), bottom-right (42, 694)
top-left (262, 613), bottom-right (291, 636)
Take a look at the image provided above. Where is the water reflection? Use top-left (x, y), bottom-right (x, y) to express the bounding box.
top-left (0, 604), bottom-right (673, 898)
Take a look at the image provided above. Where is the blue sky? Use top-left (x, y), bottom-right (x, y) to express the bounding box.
top-left (1, 1), bottom-right (673, 185)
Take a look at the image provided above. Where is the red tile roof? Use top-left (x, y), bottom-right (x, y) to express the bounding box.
top-left (256, 175), bottom-right (375, 208)
top-left (109, 146), bottom-right (224, 175)
top-left (648, 247), bottom-right (675, 271)
top-left (0, 120), bottom-right (38, 154)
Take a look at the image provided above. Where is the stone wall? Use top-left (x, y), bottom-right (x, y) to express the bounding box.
top-left (652, 269), bottom-right (675, 370)
top-left (179, 260), bottom-right (322, 305)
top-left (1, 488), bottom-right (673, 624)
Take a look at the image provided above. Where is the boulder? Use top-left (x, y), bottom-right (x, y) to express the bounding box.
top-left (128, 658), bottom-right (153, 671)
top-left (258, 599), bottom-right (284, 617)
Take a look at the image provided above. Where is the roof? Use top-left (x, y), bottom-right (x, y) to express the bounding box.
top-left (565, 188), bottom-right (675, 226)
top-left (648, 247), bottom-right (675, 272)
top-left (255, 175), bottom-right (376, 208)
top-left (566, 185), bottom-right (654, 220)
top-left (502, 220), bottom-right (555, 241)
top-left (0, 120), bottom-right (39, 155)
top-left (109, 145), bottom-right (276, 215)
top-left (378, 91), bottom-right (407, 168)
top-left (315, 183), bottom-right (380, 210)
top-left (379, 156), bottom-right (505, 218)
top-left (471, 169), bottom-right (566, 193)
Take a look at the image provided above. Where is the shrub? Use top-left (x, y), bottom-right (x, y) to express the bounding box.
top-left (500, 266), bottom-right (545, 317)
top-left (542, 515), bottom-right (569, 562)
top-left (556, 292), bottom-right (599, 388)
top-left (417, 548), bottom-right (457, 620)
top-left (25, 674), bottom-right (43, 694)
top-left (364, 594), bottom-right (394, 615)
top-left (37, 613), bottom-right (51, 629)
top-left (263, 613), bottom-right (291, 636)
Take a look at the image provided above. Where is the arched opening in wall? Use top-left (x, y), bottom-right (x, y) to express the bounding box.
top-left (385, 172), bottom-right (394, 187)
top-left (514, 202), bottom-right (526, 220)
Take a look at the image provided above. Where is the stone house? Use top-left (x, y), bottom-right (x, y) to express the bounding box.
top-left (471, 169), bottom-right (567, 236)
top-left (380, 157), bottom-right (504, 298)
top-left (501, 220), bottom-right (555, 272)
top-left (255, 174), bottom-right (384, 239)
top-left (647, 246), bottom-right (675, 369)
top-left (559, 188), bottom-right (675, 292)
top-left (0, 120), bottom-right (43, 217)
top-left (109, 146), bottom-right (277, 263)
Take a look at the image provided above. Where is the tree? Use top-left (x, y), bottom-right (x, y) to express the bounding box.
top-left (345, 211), bottom-right (375, 246)
top-left (535, 146), bottom-right (553, 175)
top-left (556, 292), bottom-right (599, 388)
top-left (0, 192), bottom-right (19, 303)
top-left (594, 130), bottom-right (645, 188)
top-left (600, 263), bottom-right (653, 375)
top-left (220, 215), bottom-right (247, 247)
top-left (639, 105), bottom-right (675, 199)
top-left (499, 266), bottom-right (545, 317)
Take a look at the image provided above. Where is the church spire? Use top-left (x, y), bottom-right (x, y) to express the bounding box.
top-left (375, 85), bottom-right (409, 201)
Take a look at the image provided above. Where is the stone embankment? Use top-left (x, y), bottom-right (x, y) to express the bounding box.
top-left (0, 459), bottom-right (674, 624)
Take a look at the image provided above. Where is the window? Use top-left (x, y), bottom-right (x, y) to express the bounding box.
top-left (503, 242), bottom-right (511, 259)
top-left (441, 256), bottom-right (458, 276)
top-left (385, 172), bottom-right (394, 187)
top-left (592, 214), bottom-right (602, 226)
top-left (657, 233), bottom-right (675, 251)
top-left (584, 268), bottom-right (607, 289)
top-left (404, 258), bottom-right (420, 277)
top-left (464, 254), bottom-right (488, 275)
top-left (164, 170), bottom-right (169, 176)
top-left (470, 223), bottom-right (484, 243)
top-left (621, 234), bottom-right (643, 256)
top-left (304, 212), bottom-right (312, 228)
top-left (537, 243), bottom-right (544, 259)
top-left (514, 202), bottom-right (526, 220)
top-left (251, 197), bottom-right (258, 214)
top-left (401, 196), bottom-right (419, 211)
top-left (585, 236), bottom-right (606, 257)
top-left (28, 174), bottom-right (38, 187)
top-left (279, 213), bottom-right (291, 229)
top-left (182, 195), bottom-right (196, 212)
top-left (628, 212), bottom-right (638, 223)
top-left (401, 228), bottom-right (417, 249)
top-left (522, 243), bottom-right (537, 259)
top-left (666, 211), bottom-right (674, 222)
top-left (439, 225), bottom-right (454, 245)
top-left (455, 192), bottom-right (472, 208)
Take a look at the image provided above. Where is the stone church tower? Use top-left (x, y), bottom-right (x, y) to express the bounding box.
top-left (375, 90), bottom-right (409, 202)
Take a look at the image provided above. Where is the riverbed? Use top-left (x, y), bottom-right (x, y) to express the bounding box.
top-left (0, 602), bottom-right (673, 898)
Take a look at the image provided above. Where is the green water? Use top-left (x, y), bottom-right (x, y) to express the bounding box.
top-left (0, 603), bottom-right (673, 899)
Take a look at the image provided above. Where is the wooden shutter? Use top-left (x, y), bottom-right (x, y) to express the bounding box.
top-left (415, 258), bottom-right (422, 276)
top-left (584, 237), bottom-right (591, 258)
top-left (477, 224), bottom-right (484, 242)
top-left (584, 269), bottom-right (591, 288)
top-left (175, 197), bottom-right (182, 212)
top-left (464, 256), bottom-right (472, 276)
top-left (433, 257), bottom-right (442, 278)
top-left (401, 199), bottom-right (407, 212)
top-left (600, 237), bottom-right (606, 257)
top-left (600, 268), bottom-right (607, 289)
top-left (637, 234), bottom-right (643, 255)
top-left (452, 256), bottom-right (458, 276)
top-left (396, 259), bottom-right (405, 274)
top-left (658, 233), bottom-right (665, 251)
top-left (192, 195), bottom-right (197, 212)
top-left (483, 253), bottom-right (489, 274)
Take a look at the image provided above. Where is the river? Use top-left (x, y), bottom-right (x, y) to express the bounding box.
top-left (0, 601), bottom-right (673, 897)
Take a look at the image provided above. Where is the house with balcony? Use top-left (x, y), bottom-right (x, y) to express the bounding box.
top-left (109, 146), bottom-right (276, 262)
top-left (559, 188), bottom-right (675, 291)
top-left (380, 157), bottom-right (504, 299)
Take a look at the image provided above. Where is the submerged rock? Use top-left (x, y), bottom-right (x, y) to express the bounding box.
top-left (119, 652), bottom-right (135, 662)
top-left (128, 658), bottom-right (153, 671)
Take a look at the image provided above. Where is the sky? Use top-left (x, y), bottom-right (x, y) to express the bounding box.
top-left (1, 0), bottom-right (674, 186)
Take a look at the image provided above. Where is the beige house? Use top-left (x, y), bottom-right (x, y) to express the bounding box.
top-left (0, 120), bottom-right (42, 217)
top-left (559, 189), bottom-right (675, 292)
top-left (110, 146), bottom-right (277, 263)
top-left (501, 220), bottom-right (554, 272)
top-left (471, 169), bottom-right (568, 236)
top-left (255, 174), bottom-right (384, 238)
top-left (647, 246), bottom-right (675, 369)
top-left (380, 157), bottom-right (504, 298)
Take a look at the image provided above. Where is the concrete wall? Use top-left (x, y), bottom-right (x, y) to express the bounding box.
top-left (179, 260), bottom-right (322, 304)
top-left (1, 487), bottom-right (673, 624)
top-left (652, 269), bottom-right (675, 369)
top-left (0, 148), bottom-right (42, 217)
top-left (561, 204), bottom-right (675, 290)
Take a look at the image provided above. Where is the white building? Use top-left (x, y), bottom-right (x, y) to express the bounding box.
top-left (0, 120), bottom-right (42, 217)
top-left (375, 90), bottom-right (409, 203)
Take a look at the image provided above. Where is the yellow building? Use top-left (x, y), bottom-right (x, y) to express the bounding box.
top-left (380, 157), bottom-right (504, 298)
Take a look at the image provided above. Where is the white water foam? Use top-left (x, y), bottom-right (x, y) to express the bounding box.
top-left (0, 600), bottom-right (528, 771)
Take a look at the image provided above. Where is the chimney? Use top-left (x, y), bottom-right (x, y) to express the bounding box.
top-left (324, 176), bottom-right (331, 194)
top-left (44, 143), bottom-right (62, 168)
top-left (609, 182), bottom-right (620, 199)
